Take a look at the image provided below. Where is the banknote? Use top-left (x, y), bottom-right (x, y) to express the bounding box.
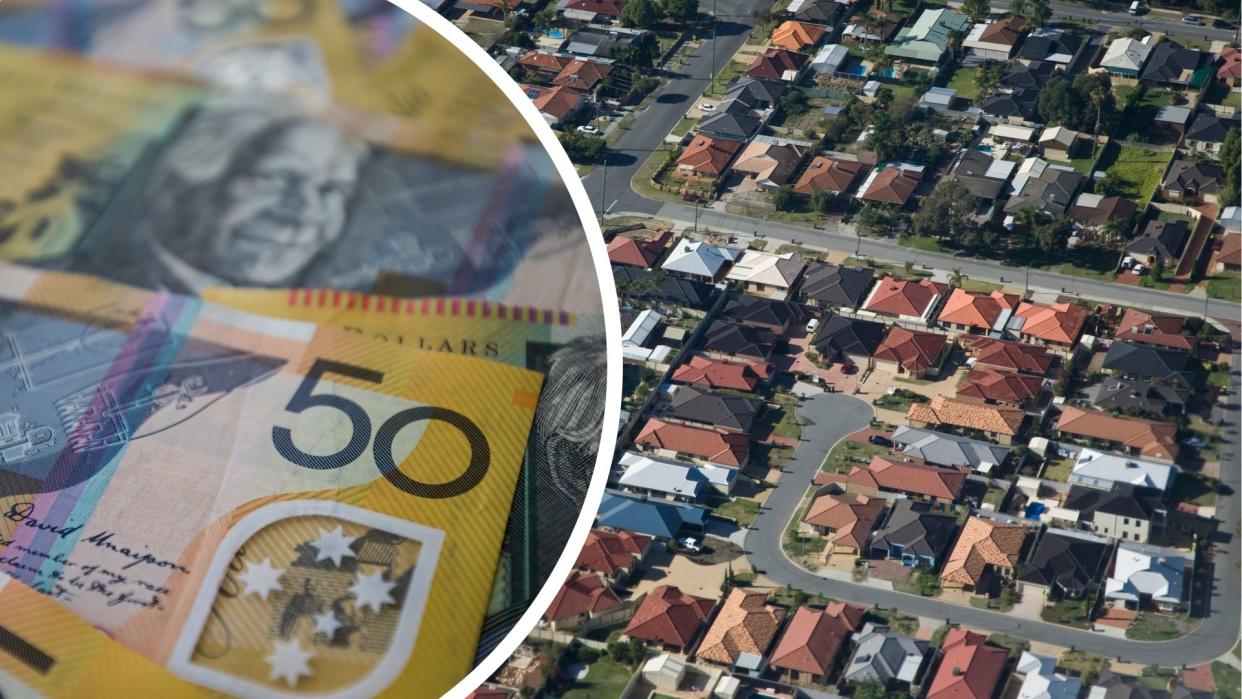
top-left (200, 288), bottom-right (609, 651)
top-left (0, 262), bottom-right (544, 696)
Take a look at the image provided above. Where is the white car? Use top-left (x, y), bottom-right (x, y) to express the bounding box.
top-left (680, 537), bottom-right (702, 553)
top-left (698, 103), bottom-right (716, 112)
top-left (805, 318), bottom-right (820, 333)
top-left (1182, 15), bottom-right (1202, 24)
top-left (576, 124), bottom-right (601, 135)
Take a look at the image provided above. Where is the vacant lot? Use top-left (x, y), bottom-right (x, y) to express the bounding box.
top-left (715, 497), bottom-right (760, 526)
top-left (1097, 143), bottom-right (1170, 207)
top-left (822, 439), bottom-right (889, 472)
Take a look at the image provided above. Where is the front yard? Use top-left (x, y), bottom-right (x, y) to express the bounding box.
top-left (1060, 650), bottom-right (1109, 684)
top-left (1040, 597), bottom-right (1094, 629)
top-left (1126, 611), bottom-right (1197, 641)
top-left (714, 497), bottom-right (760, 526)
top-left (1205, 271), bottom-right (1241, 302)
top-left (822, 439), bottom-right (890, 473)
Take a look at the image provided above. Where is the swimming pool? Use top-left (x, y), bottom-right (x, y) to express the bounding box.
top-left (544, 28), bottom-right (566, 38)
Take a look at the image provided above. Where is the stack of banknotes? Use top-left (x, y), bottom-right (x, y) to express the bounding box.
top-left (0, 1), bottom-right (606, 696)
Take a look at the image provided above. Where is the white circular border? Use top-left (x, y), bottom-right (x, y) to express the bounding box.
top-left (377, 2), bottom-right (622, 697)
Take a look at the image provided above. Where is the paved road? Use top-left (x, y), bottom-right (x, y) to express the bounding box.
top-left (743, 358), bottom-right (1242, 664)
top-left (992, 0), bottom-right (1239, 42)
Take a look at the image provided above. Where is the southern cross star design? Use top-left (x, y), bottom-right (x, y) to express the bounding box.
top-left (265, 638), bottom-right (314, 687)
top-left (312, 609), bottom-right (342, 639)
top-left (238, 558), bottom-right (285, 600)
top-left (309, 526), bottom-right (357, 568)
top-left (348, 570), bottom-right (397, 613)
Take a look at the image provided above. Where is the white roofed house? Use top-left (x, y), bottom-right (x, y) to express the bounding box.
top-left (1069, 448), bottom-right (1177, 492)
top-left (1014, 652), bottom-right (1081, 699)
top-left (724, 249), bottom-right (807, 300)
top-left (1105, 542), bottom-right (1189, 612)
top-left (660, 238), bottom-right (742, 283)
top-left (963, 15), bottom-right (1029, 62)
top-left (1099, 35), bottom-right (1154, 79)
top-left (811, 43), bottom-right (850, 74)
top-left (622, 308), bottom-right (673, 365)
top-left (616, 451), bottom-right (738, 502)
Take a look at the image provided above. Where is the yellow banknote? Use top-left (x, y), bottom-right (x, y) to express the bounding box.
top-left (0, 262), bottom-right (543, 697)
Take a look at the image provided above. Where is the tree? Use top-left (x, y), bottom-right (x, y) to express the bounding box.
top-left (962, 0), bottom-right (990, 22)
top-left (976, 61), bottom-right (1005, 99)
top-left (810, 187), bottom-right (836, 214)
top-left (771, 184), bottom-right (797, 212)
top-left (663, 0), bottom-right (699, 23)
top-left (851, 681), bottom-right (896, 699)
top-left (621, 0), bottom-right (662, 29)
top-left (1096, 171), bottom-right (1126, 197)
top-left (1036, 76), bottom-right (1081, 127)
top-left (779, 88), bottom-right (810, 117)
top-left (558, 132), bottom-right (608, 164)
top-left (949, 268), bottom-right (963, 288)
top-left (1073, 72), bottom-right (1116, 137)
top-left (614, 32), bottom-right (660, 67)
top-left (1033, 216), bottom-right (1073, 254)
top-left (911, 180), bottom-right (978, 244)
top-left (1220, 127), bottom-right (1241, 207)
top-left (1009, 0), bottom-right (1028, 16)
top-left (1028, 0), bottom-right (1051, 27)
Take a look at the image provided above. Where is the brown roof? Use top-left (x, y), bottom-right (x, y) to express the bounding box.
top-left (864, 277), bottom-right (947, 319)
top-left (1219, 47), bottom-right (1241, 80)
top-left (553, 58), bottom-right (613, 90)
top-left (678, 135), bottom-right (745, 175)
top-left (859, 166), bottom-right (921, 205)
top-left (565, 0), bottom-right (626, 16)
top-left (1055, 406), bottom-right (1180, 461)
top-left (607, 229), bottom-right (671, 268)
top-left (1070, 195), bottom-right (1137, 228)
top-left (1115, 308), bottom-right (1195, 351)
top-left (1013, 301), bottom-right (1088, 346)
top-left (624, 585), bottom-right (716, 648)
top-left (907, 395), bottom-right (1025, 436)
top-left (635, 417), bottom-right (750, 466)
top-left (936, 288), bottom-right (1021, 331)
top-left (957, 368), bottom-right (1043, 405)
top-left (1219, 232), bottom-right (1242, 267)
top-left (848, 456), bottom-right (966, 501)
top-left (524, 84), bottom-right (585, 120)
top-left (543, 571), bottom-right (624, 621)
top-left (794, 156), bottom-right (867, 195)
top-left (961, 336), bottom-right (1054, 375)
top-left (941, 516), bottom-right (1030, 587)
top-left (874, 327), bottom-right (948, 374)
top-left (977, 15), bottom-right (1028, 46)
top-left (696, 588), bottom-right (787, 665)
top-left (732, 140), bottom-right (806, 185)
top-left (673, 354), bottom-right (771, 392)
top-left (768, 603), bottom-right (867, 676)
top-left (746, 48), bottom-right (808, 80)
top-left (803, 494), bottom-right (886, 551)
top-left (576, 528), bottom-right (652, 576)
top-left (519, 50), bottom-right (572, 73)
top-left (926, 629), bottom-right (1010, 699)
top-left (770, 20), bottom-right (829, 50)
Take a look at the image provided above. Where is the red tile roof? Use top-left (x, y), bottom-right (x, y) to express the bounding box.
top-left (1115, 308), bottom-right (1195, 351)
top-left (523, 84), bottom-right (585, 120)
top-left (977, 15), bottom-right (1028, 45)
top-left (942, 517), bottom-right (1029, 587)
top-left (553, 58), bottom-right (613, 90)
top-left (1055, 406), bottom-right (1180, 461)
top-left (768, 603), bottom-right (867, 676)
top-left (607, 229), bottom-right (671, 268)
top-left (624, 585), bottom-right (716, 648)
top-left (961, 336), bottom-right (1054, 375)
top-left (1013, 301), bottom-right (1088, 346)
top-left (673, 354), bottom-right (771, 391)
top-left (803, 494), bottom-right (886, 551)
top-left (793, 156), bottom-right (867, 195)
top-left (864, 277), bottom-right (946, 319)
top-left (957, 368), bottom-right (1043, 405)
top-left (696, 588), bottom-right (787, 665)
top-left (577, 528), bottom-right (652, 576)
top-left (746, 48), bottom-right (808, 80)
top-left (1218, 47), bottom-right (1241, 81)
top-left (926, 629), bottom-right (1010, 699)
top-left (519, 51), bottom-right (572, 73)
top-left (678, 135), bottom-right (745, 175)
top-left (936, 288), bottom-right (1021, 331)
top-left (635, 417), bottom-right (750, 466)
top-left (859, 166), bottom-right (921, 205)
top-left (543, 571), bottom-right (623, 622)
top-left (771, 20), bottom-right (829, 50)
top-left (874, 326), bottom-right (948, 374)
top-left (848, 456), bottom-right (966, 501)
top-left (907, 395), bottom-right (1025, 436)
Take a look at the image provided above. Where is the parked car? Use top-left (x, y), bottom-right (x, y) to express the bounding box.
top-left (1182, 15), bottom-right (1202, 25)
top-left (868, 434), bottom-right (893, 447)
top-left (841, 363), bottom-right (858, 374)
top-left (805, 318), bottom-right (820, 333)
top-left (576, 124), bottom-right (601, 135)
top-left (698, 103), bottom-right (716, 112)
top-left (679, 536), bottom-right (702, 553)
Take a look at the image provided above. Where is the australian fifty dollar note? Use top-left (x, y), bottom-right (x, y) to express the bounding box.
top-left (0, 262), bottom-right (544, 697)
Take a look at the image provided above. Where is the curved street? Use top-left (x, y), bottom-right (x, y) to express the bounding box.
top-left (742, 360), bottom-right (1241, 665)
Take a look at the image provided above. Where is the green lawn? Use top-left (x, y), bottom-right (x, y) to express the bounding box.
top-left (705, 60), bottom-right (748, 98)
top-left (985, 633), bottom-right (1029, 658)
top-left (715, 497), bottom-right (760, 526)
top-left (1041, 597), bottom-right (1094, 629)
top-left (1205, 271), bottom-right (1241, 302)
top-left (1169, 472), bottom-right (1219, 507)
top-left (1126, 612), bottom-right (1196, 641)
top-left (1118, 87), bottom-right (1179, 143)
top-left (1138, 667), bottom-right (1178, 691)
top-left (1043, 458), bottom-right (1075, 482)
top-left (1215, 662), bottom-right (1241, 699)
top-left (946, 65), bottom-right (981, 102)
top-left (896, 568), bottom-right (943, 596)
top-left (1051, 152), bottom-right (1099, 175)
top-left (866, 607), bottom-right (920, 636)
top-left (670, 115), bottom-right (696, 138)
top-left (784, 491), bottom-right (828, 559)
top-left (1060, 650), bottom-right (1109, 684)
top-left (899, 234), bottom-right (955, 253)
top-left (760, 393), bottom-right (804, 440)
top-left (563, 657), bottom-right (636, 699)
top-left (1204, 81), bottom-right (1242, 108)
top-left (822, 439), bottom-right (890, 473)
top-left (1096, 143), bottom-right (1171, 207)
top-left (957, 277), bottom-right (1004, 293)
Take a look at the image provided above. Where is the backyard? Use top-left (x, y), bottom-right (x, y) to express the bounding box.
top-left (1095, 142), bottom-right (1171, 207)
top-left (563, 657), bottom-right (635, 699)
top-left (945, 65), bottom-right (981, 103)
top-left (1204, 80), bottom-right (1242, 109)
top-left (1060, 650), bottom-right (1109, 684)
top-left (1042, 458), bottom-right (1075, 482)
top-left (1117, 87), bottom-right (1178, 144)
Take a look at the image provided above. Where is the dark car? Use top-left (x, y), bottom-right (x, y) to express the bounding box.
top-left (868, 434), bottom-right (893, 447)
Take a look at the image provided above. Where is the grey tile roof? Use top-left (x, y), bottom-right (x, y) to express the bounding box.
top-left (870, 499), bottom-right (959, 559)
top-left (891, 426), bottom-right (1013, 469)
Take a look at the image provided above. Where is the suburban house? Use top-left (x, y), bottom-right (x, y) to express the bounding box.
top-left (1062, 483), bottom-right (1167, 543)
top-left (1038, 126), bottom-right (1088, 161)
top-left (1004, 158), bottom-right (1084, 217)
top-left (868, 499), bottom-right (959, 569)
top-left (842, 623), bottom-right (929, 687)
top-left (725, 75), bottom-right (787, 110)
top-left (616, 451), bottom-right (738, 502)
top-left (787, 0), bottom-right (840, 23)
top-left (607, 229), bottom-right (672, 268)
top-left (950, 150), bottom-right (1018, 217)
top-left (1101, 341), bottom-right (1194, 388)
top-left (771, 20), bottom-right (829, 51)
top-left (635, 418), bottom-right (750, 467)
top-left (522, 84), bottom-right (588, 126)
top-left (698, 98), bottom-right (763, 141)
top-left (1125, 219), bottom-right (1191, 271)
top-left (700, 321), bottom-right (778, 363)
top-left (857, 164), bottom-right (923, 206)
top-left (1016, 529), bottom-right (1110, 600)
top-left (576, 528), bottom-right (653, 584)
top-left (924, 630), bottom-right (1009, 699)
top-left (793, 155), bottom-right (868, 197)
top-left (1160, 159), bottom-right (1223, 204)
top-left (1218, 46), bottom-right (1242, 86)
top-left (1054, 406), bottom-right (1180, 463)
top-left (730, 136), bottom-right (809, 193)
top-left (561, 0), bottom-right (626, 22)
top-left (843, 10), bottom-right (904, 43)
top-left (884, 8), bottom-right (969, 65)
top-left (1081, 377), bottom-right (1187, 417)
top-left (961, 336), bottom-right (1055, 375)
top-left (846, 455), bottom-right (967, 505)
top-left (937, 288), bottom-right (1021, 336)
top-left (872, 326), bottom-right (949, 377)
top-left (1115, 308), bottom-right (1196, 351)
top-left (1104, 542), bottom-right (1189, 611)
top-left (543, 571), bottom-right (624, 631)
top-left (941, 516), bottom-right (1031, 592)
top-left (747, 47), bottom-right (809, 81)
top-left (518, 49), bottom-right (572, 76)
top-left (721, 295), bottom-right (804, 333)
top-left (891, 425), bottom-right (1012, 472)
top-left (1014, 653), bottom-right (1082, 699)
top-left (1217, 229), bottom-right (1242, 273)
top-left (676, 135), bottom-right (745, 176)
top-left (1016, 28), bottom-right (1084, 66)
top-left (1002, 59), bottom-right (1056, 89)
top-left (811, 43), bottom-right (850, 75)
top-left (983, 86), bottom-right (1040, 123)
top-left (963, 15), bottom-right (1028, 61)
top-left (1184, 110), bottom-right (1232, 157)
top-left (861, 276), bottom-right (947, 325)
top-left (802, 493), bottom-right (887, 556)
top-left (597, 491), bottom-right (710, 539)
top-left (552, 57), bottom-right (614, 90)
top-left (811, 312), bottom-right (887, 366)
top-left (906, 395), bottom-right (1026, 444)
top-left (623, 585), bottom-right (715, 651)
top-left (694, 588), bottom-right (786, 669)
top-left (672, 354), bottom-right (770, 392)
top-left (662, 385), bottom-right (764, 434)
top-left (1069, 448), bottom-right (1176, 492)
top-left (1099, 35), bottom-right (1154, 78)
top-left (1009, 301), bottom-right (1089, 349)
top-left (768, 604), bottom-right (867, 686)
top-left (661, 238), bottom-right (741, 282)
top-left (1141, 41), bottom-right (1212, 89)
top-left (800, 263), bottom-right (875, 309)
top-left (1069, 193), bottom-right (1137, 235)
top-left (724, 249), bottom-right (807, 299)
top-left (956, 368), bottom-right (1044, 409)
top-left (614, 266), bottom-right (717, 310)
